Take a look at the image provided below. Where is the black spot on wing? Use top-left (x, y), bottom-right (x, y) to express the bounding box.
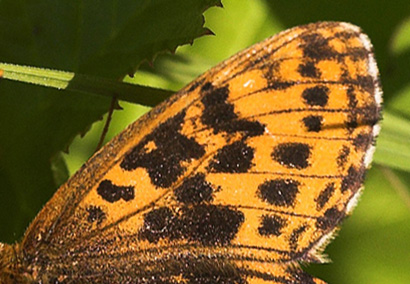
top-left (347, 86), bottom-right (358, 108)
top-left (139, 207), bottom-right (176, 243)
top-left (187, 78), bottom-right (205, 92)
top-left (201, 85), bottom-right (236, 127)
top-left (298, 61), bottom-right (321, 78)
top-left (315, 183), bottom-right (335, 211)
top-left (334, 31), bottom-right (355, 39)
top-left (200, 83), bottom-right (265, 136)
top-left (289, 225), bottom-right (307, 251)
top-left (341, 166), bottom-right (365, 193)
top-left (355, 103), bottom-right (382, 126)
top-left (353, 132), bottom-right (372, 152)
top-left (257, 179), bottom-right (299, 207)
top-left (272, 143), bottom-right (311, 170)
top-left (140, 205), bottom-right (244, 246)
top-left (261, 60), bottom-right (297, 91)
top-left (346, 113), bottom-right (358, 131)
top-left (346, 79), bottom-right (380, 128)
top-left (258, 215), bottom-right (287, 236)
top-left (174, 173), bottom-right (214, 205)
top-left (208, 140), bottom-right (255, 173)
top-left (120, 111), bottom-right (205, 188)
top-left (180, 204), bottom-right (244, 245)
top-left (302, 115), bottom-right (323, 132)
top-left (270, 81), bottom-right (295, 90)
top-left (337, 145), bottom-right (350, 170)
top-left (201, 82), bottom-right (213, 92)
top-left (316, 207), bottom-right (345, 230)
top-left (347, 104), bottom-right (380, 131)
top-left (96, 180), bottom-right (134, 203)
top-left (301, 33), bottom-right (339, 61)
top-left (348, 47), bottom-right (369, 61)
top-left (86, 206), bottom-right (106, 225)
top-left (302, 86), bottom-right (329, 107)
top-left (356, 75), bottom-right (375, 95)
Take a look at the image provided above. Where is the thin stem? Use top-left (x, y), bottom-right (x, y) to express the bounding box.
top-left (0, 62), bottom-right (172, 106)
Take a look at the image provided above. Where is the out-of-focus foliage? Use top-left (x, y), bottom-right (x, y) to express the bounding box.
top-left (0, 0), bottom-right (221, 242)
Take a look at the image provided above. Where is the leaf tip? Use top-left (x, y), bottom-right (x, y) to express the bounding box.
top-left (215, 1), bottom-right (223, 8)
top-left (203, 28), bottom-right (215, 36)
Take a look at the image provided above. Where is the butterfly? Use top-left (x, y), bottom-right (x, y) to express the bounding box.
top-left (0, 21), bottom-right (382, 283)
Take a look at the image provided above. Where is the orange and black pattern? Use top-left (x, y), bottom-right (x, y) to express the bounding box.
top-left (0, 22), bottom-right (382, 284)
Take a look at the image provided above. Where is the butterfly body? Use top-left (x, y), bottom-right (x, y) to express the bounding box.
top-left (0, 22), bottom-right (381, 284)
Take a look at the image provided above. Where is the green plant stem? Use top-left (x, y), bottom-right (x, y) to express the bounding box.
top-left (0, 62), bottom-right (172, 106)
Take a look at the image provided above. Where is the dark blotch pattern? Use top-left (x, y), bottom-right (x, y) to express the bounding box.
top-left (201, 82), bottom-right (213, 92)
top-left (96, 180), bottom-right (134, 203)
top-left (86, 206), bottom-right (106, 225)
top-left (258, 179), bottom-right (299, 207)
top-left (289, 225), bottom-right (307, 251)
top-left (357, 75), bottom-right (375, 95)
top-left (261, 60), bottom-right (291, 90)
top-left (270, 81), bottom-right (295, 90)
top-left (140, 205), bottom-right (244, 246)
top-left (315, 183), bottom-right (335, 211)
top-left (353, 132), bottom-right (372, 151)
top-left (337, 145), bottom-right (350, 169)
top-left (174, 173), bottom-right (214, 205)
top-left (302, 115), bottom-right (323, 132)
top-left (301, 33), bottom-right (338, 60)
top-left (346, 101), bottom-right (380, 131)
top-left (139, 207), bottom-right (175, 243)
top-left (334, 31), bottom-right (355, 39)
top-left (181, 204), bottom-right (244, 245)
top-left (347, 86), bottom-right (358, 108)
top-left (346, 87), bottom-right (380, 130)
top-left (353, 103), bottom-right (382, 127)
top-left (186, 78), bottom-right (205, 92)
top-left (341, 166), bottom-right (365, 193)
top-left (302, 86), bottom-right (329, 107)
top-left (316, 207), bottom-right (345, 230)
top-left (349, 47), bottom-right (369, 61)
top-left (258, 215), bottom-right (287, 236)
top-left (346, 113), bottom-right (358, 130)
top-left (120, 111), bottom-right (205, 188)
top-left (208, 140), bottom-right (255, 173)
top-left (272, 142), bottom-right (311, 169)
top-left (297, 61), bottom-right (321, 78)
top-left (200, 83), bottom-right (265, 136)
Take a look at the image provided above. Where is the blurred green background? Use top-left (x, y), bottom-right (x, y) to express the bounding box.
top-left (0, 1), bottom-right (409, 283)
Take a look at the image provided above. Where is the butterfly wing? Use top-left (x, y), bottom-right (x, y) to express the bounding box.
top-left (20, 22), bottom-right (381, 283)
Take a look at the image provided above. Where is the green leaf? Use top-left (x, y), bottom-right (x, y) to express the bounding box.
top-left (374, 111), bottom-right (410, 171)
top-left (0, 0), bottom-right (221, 243)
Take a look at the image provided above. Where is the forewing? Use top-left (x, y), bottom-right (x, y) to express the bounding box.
top-left (21, 22), bottom-right (381, 283)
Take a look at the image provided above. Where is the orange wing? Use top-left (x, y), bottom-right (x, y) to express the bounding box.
top-left (7, 22), bottom-right (381, 283)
